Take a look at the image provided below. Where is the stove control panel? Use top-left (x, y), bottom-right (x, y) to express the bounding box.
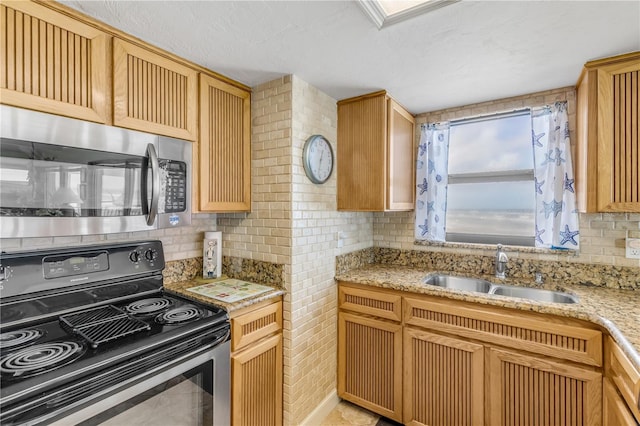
top-left (43, 251), bottom-right (109, 279)
top-left (0, 241), bottom-right (165, 299)
top-left (128, 248), bottom-right (159, 264)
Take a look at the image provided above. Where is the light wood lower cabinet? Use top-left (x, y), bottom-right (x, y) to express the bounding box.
top-left (338, 312), bottom-right (403, 422)
top-left (403, 328), bottom-right (484, 426)
top-left (606, 336), bottom-right (640, 423)
top-left (604, 378), bottom-right (639, 425)
top-left (488, 348), bottom-right (602, 426)
top-left (338, 282), bottom-right (613, 426)
top-left (231, 299), bottom-right (282, 426)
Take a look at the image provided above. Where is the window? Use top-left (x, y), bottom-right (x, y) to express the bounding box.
top-left (446, 110), bottom-right (535, 246)
top-left (416, 102), bottom-right (578, 249)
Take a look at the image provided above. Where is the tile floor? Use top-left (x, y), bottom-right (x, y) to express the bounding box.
top-left (319, 401), bottom-right (401, 426)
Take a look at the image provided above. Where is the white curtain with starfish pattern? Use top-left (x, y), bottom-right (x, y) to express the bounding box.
top-left (531, 102), bottom-right (579, 250)
top-left (415, 123), bottom-right (450, 241)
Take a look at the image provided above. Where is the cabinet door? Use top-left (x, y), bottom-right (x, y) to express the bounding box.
top-left (577, 53), bottom-right (640, 213)
top-left (488, 348), bottom-right (602, 426)
top-left (113, 38), bottom-right (197, 140)
top-left (607, 336), bottom-right (640, 422)
top-left (198, 74), bottom-right (251, 212)
top-left (1, 1), bottom-right (109, 123)
top-left (232, 333), bottom-right (282, 426)
top-left (387, 98), bottom-right (415, 210)
top-left (596, 58), bottom-right (640, 212)
top-left (603, 379), bottom-right (639, 426)
top-left (338, 312), bottom-right (403, 422)
top-left (337, 92), bottom-right (387, 211)
top-left (404, 328), bottom-right (484, 426)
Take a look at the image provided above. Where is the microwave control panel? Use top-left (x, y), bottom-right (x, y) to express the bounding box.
top-left (161, 160), bottom-right (187, 213)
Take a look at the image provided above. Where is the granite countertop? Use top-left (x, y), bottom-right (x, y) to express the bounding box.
top-left (336, 264), bottom-right (640, 371)
top-left (164, 279), bottom-right (285, 313)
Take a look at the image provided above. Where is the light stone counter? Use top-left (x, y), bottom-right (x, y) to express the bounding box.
top-left (336, 264), bottom-right (640, 371)
top-left (164, 279), bottom-right (285, 313)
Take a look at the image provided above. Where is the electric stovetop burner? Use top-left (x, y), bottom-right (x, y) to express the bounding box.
top-left (0, 341), bottom-right (86, 380)
top-left (0, 329), bottom-right (44, 352)
top-left (155, 305), bottom-right (205, 325)
top-left (125, 297), bottom-right (173, 316)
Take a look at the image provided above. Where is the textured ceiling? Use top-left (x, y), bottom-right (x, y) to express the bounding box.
top-left (62, 0), bottom-right (640, 114)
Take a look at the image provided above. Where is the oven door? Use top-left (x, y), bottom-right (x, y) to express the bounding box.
top-left (1, 330), bottom-right (230, 426)
top-left (51, 341), bottom-right (229, 426)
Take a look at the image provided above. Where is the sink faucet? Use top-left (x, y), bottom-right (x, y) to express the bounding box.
top-left (495, 244), bottom-right (508, 279)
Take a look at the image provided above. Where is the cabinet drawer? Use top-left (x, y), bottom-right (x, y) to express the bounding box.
top-left (338, 284), bottom-right (402, 321)
top-left (231, 301), bottom-right (282, 352)
top-left (404, 296), bottom-right (602, 366)
top-left (608, 337), bottom-right (640, 422)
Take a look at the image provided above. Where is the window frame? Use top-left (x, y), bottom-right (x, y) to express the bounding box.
top-left (444, 109), bottom-right (535, 247)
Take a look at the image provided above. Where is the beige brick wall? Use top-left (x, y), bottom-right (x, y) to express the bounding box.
top-left (374, 87), bottom-right (640, 268)
top-left (1, 213), bottom-right (217, 261)
top-left (219, 75), bottom-right (372, 425)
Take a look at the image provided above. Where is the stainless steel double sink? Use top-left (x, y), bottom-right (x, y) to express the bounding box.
top-left (423, 274), bottom-right (578, 304)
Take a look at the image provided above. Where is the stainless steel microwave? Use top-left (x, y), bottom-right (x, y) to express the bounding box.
top-left (0, 105), bottom-right (191, 238)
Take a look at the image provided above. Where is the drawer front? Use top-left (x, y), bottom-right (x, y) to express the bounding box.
top-left (338, 284), bottom-right (402, 321)
top-left (608, 337), bottom-right (640, 422)
top-left (231, 301), bottom-right (282, 352)
top-left (404, 296), bottom-right (602, 366)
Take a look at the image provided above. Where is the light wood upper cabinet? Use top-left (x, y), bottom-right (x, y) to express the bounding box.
top-left (576, 51), bottom-right (640, 212)
top-left (1, 1), bottom-right (109, 123)
top-left (113, 38), bottom-right (197, 140)
top-left (488, 348), bottom-right (602, 426)
top-left (198, 74), bottom-right (251, 212)
top-left (337, 90), bottom-right (415, 211)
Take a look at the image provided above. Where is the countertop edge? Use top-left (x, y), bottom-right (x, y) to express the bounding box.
top-left (164, 282), bottom-right (285, 313)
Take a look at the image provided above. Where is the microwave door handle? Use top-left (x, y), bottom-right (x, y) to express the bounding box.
top-left (146, 143), bottom-right (160, 226)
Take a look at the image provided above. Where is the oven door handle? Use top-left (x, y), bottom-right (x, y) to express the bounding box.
top-left (145, 143), bottom-right (160, 226)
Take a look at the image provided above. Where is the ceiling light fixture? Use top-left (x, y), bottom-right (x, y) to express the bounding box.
top-left (357, 0), bottom-right (460, 29)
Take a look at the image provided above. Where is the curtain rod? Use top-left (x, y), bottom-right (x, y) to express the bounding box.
top-left (420, 101), bottom-right (566, 129)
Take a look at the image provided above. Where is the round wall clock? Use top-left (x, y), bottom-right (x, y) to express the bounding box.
top-left (302, 135), bottom-right (334, 184)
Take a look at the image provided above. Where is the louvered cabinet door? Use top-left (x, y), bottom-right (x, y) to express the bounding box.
top-left (113, 38), bottom-right (197, 140)
top-left (596, 58), bottom-right (640, 212)
top-left (576, 52), bottom-right (640, 212)
top-left (404, 328), bottom-right (484, 426)
top-left (1, 1), bottom-right (109, 122)
top-left (232, 334), bottom-right (283, 426)
top-left (199, 74), bottom-right (251, 212)
top-left (488, 348), bottom-right (602, 426)
top-left (338, 312), bottom-right (403, 422)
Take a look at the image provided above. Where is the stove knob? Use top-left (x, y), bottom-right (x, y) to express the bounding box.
top-left (144, 249), bottom-right (157, 261)
top-left (129, 251), bottom-right (140, 263)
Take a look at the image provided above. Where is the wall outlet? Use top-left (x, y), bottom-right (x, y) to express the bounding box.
top-left (626, 238), bottom-right (640, 259)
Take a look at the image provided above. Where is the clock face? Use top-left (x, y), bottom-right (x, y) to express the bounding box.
top-left (303, 135), bottom-right (334, 184)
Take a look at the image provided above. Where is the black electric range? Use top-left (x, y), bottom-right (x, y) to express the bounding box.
top-left (0, 241), bottom-right (229, 425)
